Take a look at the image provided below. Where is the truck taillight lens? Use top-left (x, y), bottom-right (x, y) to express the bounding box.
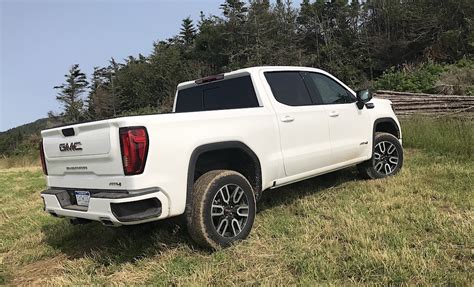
top-left (119, 127), bottom-right (149, 175)
top-left (40, 141), bottom-right (48, 175)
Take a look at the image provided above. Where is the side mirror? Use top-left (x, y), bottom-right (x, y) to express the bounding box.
top-left (356, 89), bottom-right (373, 109)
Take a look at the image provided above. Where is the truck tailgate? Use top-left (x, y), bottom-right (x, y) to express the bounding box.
top-left (41, 121), bottom-right (124, 176)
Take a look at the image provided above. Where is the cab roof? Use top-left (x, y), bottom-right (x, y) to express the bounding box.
top-left (177, 66), bottom-right (328, 90)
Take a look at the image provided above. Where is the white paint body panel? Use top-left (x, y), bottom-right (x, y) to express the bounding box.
top-left (40, 66), bottom-right (401, 225)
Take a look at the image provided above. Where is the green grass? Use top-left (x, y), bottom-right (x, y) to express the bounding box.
top-left (401, 117), bottom-right (473, 158)
top-left (1, 118), bottom-right (473, 285)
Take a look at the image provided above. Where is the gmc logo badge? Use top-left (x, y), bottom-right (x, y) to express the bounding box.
top-left (59, 142), bottom-right (83, 152)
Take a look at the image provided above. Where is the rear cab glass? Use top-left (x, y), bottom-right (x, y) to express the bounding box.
top-left (175, 75), bottom-right (260, 112)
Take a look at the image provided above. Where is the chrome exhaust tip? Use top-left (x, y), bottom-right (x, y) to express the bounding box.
top-left (99, 217), bottom-right (115, 226)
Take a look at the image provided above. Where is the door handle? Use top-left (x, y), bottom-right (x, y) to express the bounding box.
top-left (329, 111), bottom-right (339, 117)
top-left (281, 115), bottom-right (295, 123)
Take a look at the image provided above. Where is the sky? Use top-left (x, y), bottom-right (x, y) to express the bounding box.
top-left (0, 0), bottom-right (225, 132)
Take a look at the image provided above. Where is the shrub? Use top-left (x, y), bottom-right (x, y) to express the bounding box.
top-left (435, 59), bottom-right (474, 95)
top-left (373, 62), bottom-right (445, 93)
top-left (374, 59), bottom-right (474, 95)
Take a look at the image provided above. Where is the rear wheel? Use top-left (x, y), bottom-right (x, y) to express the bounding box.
top-left (358, 132), bottom-right (403, 179)
top-left (186, 170), bottom-right (256, 249)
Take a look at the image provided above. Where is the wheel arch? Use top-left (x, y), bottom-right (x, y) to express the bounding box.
top-left (373, 117), bottom-right (401, 139)
top-left (185, 141), bottom-right (262, 214)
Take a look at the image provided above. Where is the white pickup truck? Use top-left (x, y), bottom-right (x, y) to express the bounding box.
top-left (40, 66), bottom-right (403, 249)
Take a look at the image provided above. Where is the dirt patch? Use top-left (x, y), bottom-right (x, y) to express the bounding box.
top-left (11, 255), bottom-right (66, 286)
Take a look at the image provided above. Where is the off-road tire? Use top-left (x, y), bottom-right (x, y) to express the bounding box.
top-left (186, 170), bottom-right (256, 249)
top-left (358, 132), bottom-right (404, 179)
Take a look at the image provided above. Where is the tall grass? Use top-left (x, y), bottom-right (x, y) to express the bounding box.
top-left (401, 117), bottom-right (473, 159)
top-left (0, 154), bottom-right (40, 169)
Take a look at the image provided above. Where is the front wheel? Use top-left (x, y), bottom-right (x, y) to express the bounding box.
top-left (358, 132), bottom-right (404, 179)
top-left (186, 170), bottom-right (256, 249)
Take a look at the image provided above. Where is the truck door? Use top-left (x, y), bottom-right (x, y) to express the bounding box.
top-left (303, 72), bottom-right (372, 165)
top-left (263, 71), bottom-right (333, 176)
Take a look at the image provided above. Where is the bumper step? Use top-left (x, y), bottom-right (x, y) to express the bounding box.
top-left (41, 187), bottom-right (164, 224)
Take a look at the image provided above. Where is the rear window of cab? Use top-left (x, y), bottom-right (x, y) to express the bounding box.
top-left (175, 75), bottom-right (260, 113)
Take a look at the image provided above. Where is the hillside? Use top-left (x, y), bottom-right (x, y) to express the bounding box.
top-left (0, 118), bottom-right (53, 156)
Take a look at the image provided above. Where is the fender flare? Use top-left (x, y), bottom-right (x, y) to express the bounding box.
top-left (372, 117), bottom-right (401, 154)
top-left (185, 141), bottom-right (262, 215)
top-left (373, 117), bottom-right (401, 139)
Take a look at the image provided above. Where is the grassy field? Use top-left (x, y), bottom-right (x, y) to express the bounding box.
top-left (1, 118), bottom-right (472, 285)
top-left (0, 154), bottom-right (39, 170)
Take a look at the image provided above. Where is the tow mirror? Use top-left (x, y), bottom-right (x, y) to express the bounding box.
top-left (356, 89), bottom-right (373, 109)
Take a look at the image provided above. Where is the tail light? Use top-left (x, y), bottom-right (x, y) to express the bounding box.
top-left (39, 141), bottom-right (48, 175)
top-left (119, 127), bottom-right (149, 175)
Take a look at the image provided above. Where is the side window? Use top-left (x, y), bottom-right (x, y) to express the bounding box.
top-left (264, 72), bottom-right (312, 106)
top-left (307, 73), bottom-right (355, 105)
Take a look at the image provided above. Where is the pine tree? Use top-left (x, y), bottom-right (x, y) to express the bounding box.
top-left (87, 67), bottom-right (114, 120)
top-left (247, 0), bottom-right (273, 66)
top-left (272, 0), bottom-right (302, 65)
top-left (220, 0), bottom-right (250, 68)
top-left (53, 64), bottom-right (88, 123)
top-left (179, 17), bottom-right (197, 47)
top-left (221, 0), bottom-right (247, 23)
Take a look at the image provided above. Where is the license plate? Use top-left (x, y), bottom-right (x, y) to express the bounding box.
top-left (75, 191), bottom-right (90, 207)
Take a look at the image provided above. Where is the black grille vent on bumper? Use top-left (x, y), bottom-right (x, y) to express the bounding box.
top-left (111, 198), bottom-right (162, 222)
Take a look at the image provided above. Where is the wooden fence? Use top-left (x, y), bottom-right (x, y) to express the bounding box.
top-left (374, 90), bottom-right (474, 118)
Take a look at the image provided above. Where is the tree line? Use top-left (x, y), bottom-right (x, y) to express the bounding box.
top-left (51, 0), bottom-right (474, 123)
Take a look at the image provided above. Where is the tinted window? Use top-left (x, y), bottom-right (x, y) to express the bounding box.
top-left (175, 75), bottom-right (259, 112)
top-left (306, 73), bottom-right (355, 104)
top-left (175, 87), bottom-right (203, 112)
top-left (265, 72), bottom-right (312, 106)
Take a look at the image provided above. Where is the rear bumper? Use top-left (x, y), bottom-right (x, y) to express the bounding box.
top-left (41, 187), bottom-right (169, 226)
